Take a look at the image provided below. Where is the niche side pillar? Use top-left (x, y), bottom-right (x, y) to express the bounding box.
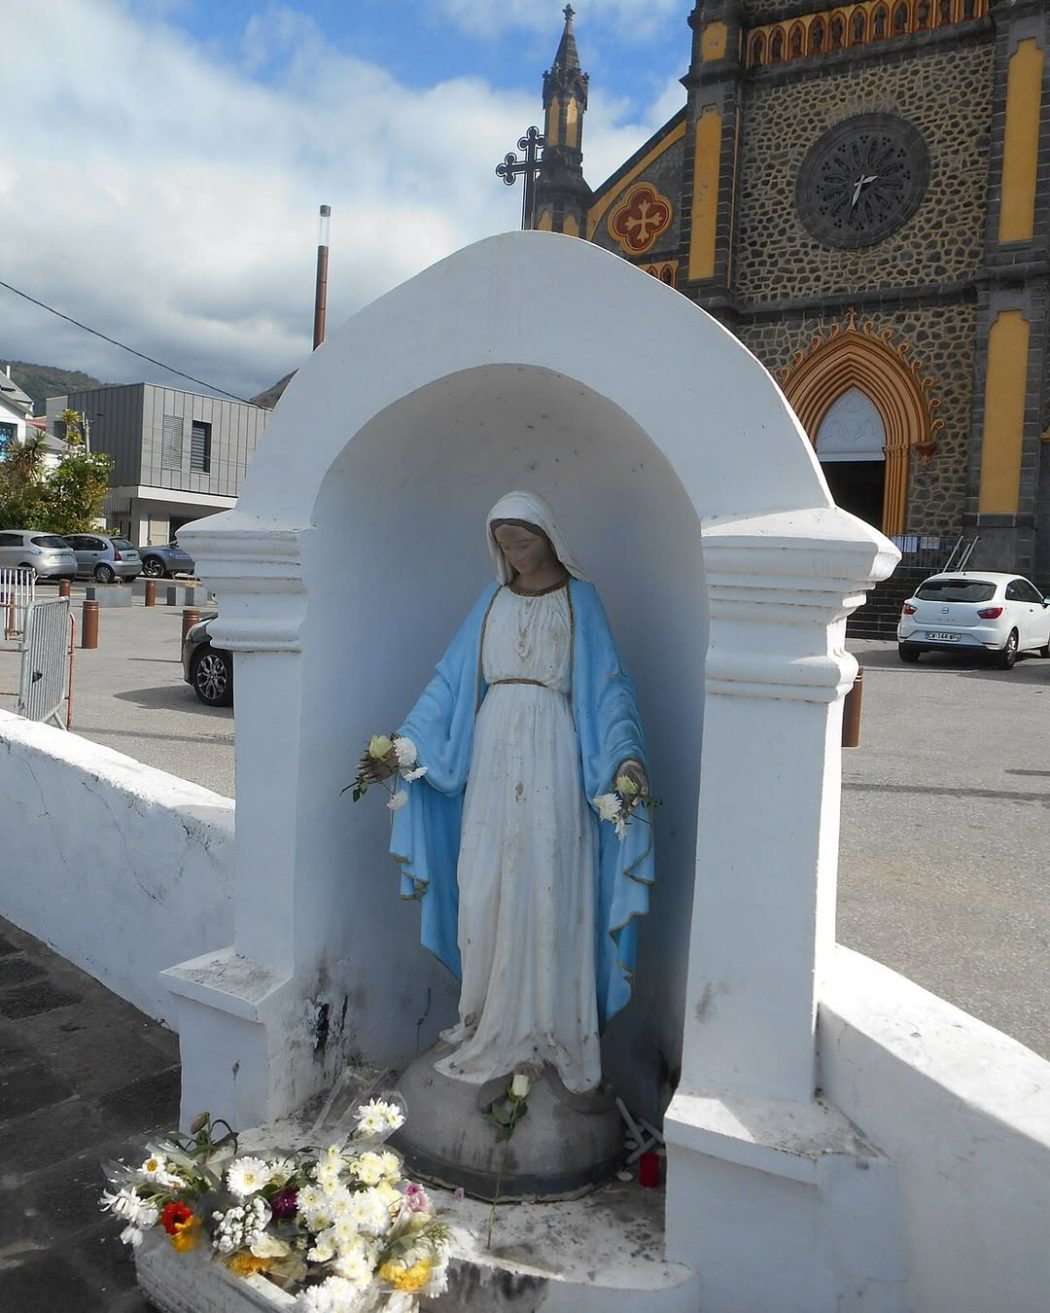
top-left (665, 510), bottom-right (906, 1313)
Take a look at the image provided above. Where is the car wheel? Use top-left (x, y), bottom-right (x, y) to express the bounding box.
top-left (192, 647), bottom-right (233, 707)
top-left (142, 556), bottom-right (166, 578)
top-left (898, 643), bottom-right (921, 663)
top-left (995, 630), bottom-right (1019, 670)
top-left (94, 563), bottom-right (116, 583)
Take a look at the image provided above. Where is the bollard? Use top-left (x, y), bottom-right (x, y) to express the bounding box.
top-left (144, 579), bottom-right (157, 607)
top-left (81, 598), bottom-right (100, 650)
top-left (841, 666), bottom-right (864, 748)
top-left (182, 607), bottom-right (201, 643)
top-left (58, 578), bottom-right (71, 598)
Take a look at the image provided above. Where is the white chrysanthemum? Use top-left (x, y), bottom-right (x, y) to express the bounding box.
top-left (350, 1152), bottom-right (385, 1187)
top-left (424, 1258), bottom-right (450, 1297)
top-left (346, 1187), bottom-right (391, 1237)
top-left (324, 1185), bottom-right (355, 1222)
top-left (298, 1183), bottom-right (334, 1232)
top-left (135, 1151), bottom-right (184, 1190)
top-left (265, 1156), bottom-right (296, 1187)
top-left (226, 1155), bottom-right (270, 1200)
top-left (307, 1228), bottom-right (337, 1263)
top-left (392, 737), bottom-right (417, 769)
top-left (100, 1187), bottom-right (159, 1229)
top-left (594, 793), bottom-right (622, 823)
top-left (386, 789), bottom-right (408, 812)
top-left (401, 766), bottom-right (428, 782)
top-left (331, 1244), bottom-right (374, 1286)
top-left (377, 1151), bottom-right (400, 1182)
top-left (295, 1275), bottom-right (364, 1313)
top-left (375, 1179), bottom-right (401, 1209)
top-left (119, 1224), bottom-right (146, 1248)
top-left (354, 1098), bottom-right (405, 1136)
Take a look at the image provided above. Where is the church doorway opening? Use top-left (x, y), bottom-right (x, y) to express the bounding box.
top-left (815, 387), bottom-right (886, 531)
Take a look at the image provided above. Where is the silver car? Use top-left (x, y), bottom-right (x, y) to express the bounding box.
top-left (64, 533), bottom-right (142, 583)
top-left (0, 529), bottom-right (78, 580)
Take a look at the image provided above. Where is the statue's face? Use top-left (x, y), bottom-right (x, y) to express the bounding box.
top-left (493, 522), bottom-right (554, 582)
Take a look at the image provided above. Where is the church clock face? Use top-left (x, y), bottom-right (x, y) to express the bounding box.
top-left (796, 114), bottom-right (930, 249)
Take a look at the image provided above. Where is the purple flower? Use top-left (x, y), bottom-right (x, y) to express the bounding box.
top-left (452, 1187), bottom-right (465, 1202)
top-left (403, 1181), bottom-right (431, 1213)
top-left (269, 1186), bottom-right (299, 1221)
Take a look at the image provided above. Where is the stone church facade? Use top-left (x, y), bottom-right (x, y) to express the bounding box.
top-left (532, 1), bottom-right (1049, 580)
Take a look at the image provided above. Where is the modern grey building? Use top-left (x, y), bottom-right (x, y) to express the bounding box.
top-left (46, 383), bottom-right (271, 544)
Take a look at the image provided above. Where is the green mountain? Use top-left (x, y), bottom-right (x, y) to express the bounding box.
top-left (4, 362), bottom-right (105, 415)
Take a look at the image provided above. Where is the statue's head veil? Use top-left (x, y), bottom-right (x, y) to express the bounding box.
top-left (486, 490), bottom-right (589, 584)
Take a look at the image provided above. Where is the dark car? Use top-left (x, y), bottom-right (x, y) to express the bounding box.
top-left (140, 540), bottom-right (196, 578)
top-left (181, 613), bottom-right (233, 707)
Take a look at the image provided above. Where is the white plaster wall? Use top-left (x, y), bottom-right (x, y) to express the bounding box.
top-left (820, 947), bottom-right (1050, 1313)
top-left (0, 709), bottom-right (234, 1023)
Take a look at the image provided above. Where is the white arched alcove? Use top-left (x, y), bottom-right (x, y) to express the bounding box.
top-left (168, 233), bottom-right (898, 1311)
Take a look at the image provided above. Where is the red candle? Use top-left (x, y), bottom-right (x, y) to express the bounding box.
top-left (638, 1151), bottom-right (661, 1188)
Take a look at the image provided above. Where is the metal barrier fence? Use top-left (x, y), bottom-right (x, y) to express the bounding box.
top-left (17, 597), bottom-right (74, 729)
top-left (1, 567), bottom-right (36, 641)
top-left (889, 534), bottom-right (979, 572)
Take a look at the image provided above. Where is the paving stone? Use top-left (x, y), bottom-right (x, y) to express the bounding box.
top-left (0, 952), bottom-right (46, 989)
top-left (21, 1148), bottom-right (115, 1239)
top-left (0, 1250), bottom-right (98, 1312)
top-left (0, 1057), bottom-right (75, 1119)
top-left (0, 1022), bottom-right (37, 1067)
top-left (0, 979), bottom-right (83, 1019)
top-left (0, 930), bottom-right (20, 955)
top-left (96, 1066), bottom-right (182, 1136)
top-left (31, 1014), bottom-right (182, 1099)
top-left (74, 1218), bottom-right (150, 1298)
top-left (0, 1097), bottom-right (104, 1177)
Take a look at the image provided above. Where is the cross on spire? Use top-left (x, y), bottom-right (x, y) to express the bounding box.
top-left (495, 126), bottom-right (546, 230)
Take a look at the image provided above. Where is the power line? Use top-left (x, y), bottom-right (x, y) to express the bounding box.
top-left (0, 276), bottom-right (253, 404)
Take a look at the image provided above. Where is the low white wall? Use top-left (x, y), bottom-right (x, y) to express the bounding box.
top-left (0, 708), bottom-right (234, 1025)
top-left (821, 946), bottom-right (1050, 1313)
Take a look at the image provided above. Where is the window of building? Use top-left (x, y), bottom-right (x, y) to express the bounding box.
top-left (0, 422), bottom-right (15, 455)
top-left (162, 415), bottom-right (184, 470)
top-left (190, 420), bottom-right (212, 473)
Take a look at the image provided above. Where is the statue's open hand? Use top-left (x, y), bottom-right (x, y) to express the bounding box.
top-left (614, 758), bottom-right (650, 809)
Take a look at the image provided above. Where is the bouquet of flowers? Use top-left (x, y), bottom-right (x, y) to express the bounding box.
top-left (344, 735), bottom-right (427, 812)
top-left (100, 1099), bottom-right (452, 1312)
top-left (593, 769), bottom-right (651, 841)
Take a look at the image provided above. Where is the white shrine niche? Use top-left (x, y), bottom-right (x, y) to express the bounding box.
top-left (170, 233), bottom-right (900, 1313)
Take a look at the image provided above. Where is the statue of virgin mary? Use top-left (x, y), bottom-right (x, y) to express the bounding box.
top-left (378, 491), bottom-right (653, 1098)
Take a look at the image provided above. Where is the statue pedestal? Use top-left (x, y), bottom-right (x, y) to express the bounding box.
top-left (392, 1045), bottom-right (623, 1201)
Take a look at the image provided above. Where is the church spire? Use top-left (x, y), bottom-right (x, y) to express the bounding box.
top-left (533, 5), bottom-right (592, 236)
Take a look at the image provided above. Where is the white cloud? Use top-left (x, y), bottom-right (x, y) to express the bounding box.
top-left (1, 0), bottom-right (676, 401)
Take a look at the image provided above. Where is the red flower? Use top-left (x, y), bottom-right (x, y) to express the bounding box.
top-left (161, 1200), bottom-right (194, 1236)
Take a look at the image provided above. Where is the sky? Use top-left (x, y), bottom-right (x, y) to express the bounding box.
top-left (5, 0), bottom-right (693, 403)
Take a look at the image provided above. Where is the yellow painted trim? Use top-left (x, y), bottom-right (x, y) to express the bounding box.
top-left (702, 21), bottom-right (729, 61)
top-left (999, 39), bottom-right (1044, 244)
top-left (536, 209), bottom-right (553, 232)
top-left (689, 108), bottom-right (722, 282)
top-left (588, 120), bottom-right (687, 239)
top-left (978, 311), bottom-right (1030, 514)
top-left (563, 213), bottom-right (579, 238)
top-left (565, 98), bottom-right (580, 150)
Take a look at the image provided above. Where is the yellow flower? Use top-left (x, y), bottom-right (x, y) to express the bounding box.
top-left (227, 1250), bottom-right (276, 1277)
top-left (380, 1259), bottom-right (432, 1292)
top-left (369, 735), bottom-right (393, 760)
top-left (170, 1216), bottom-right (203, 1253)
top-left (615, 773), bottom-right (639, 797)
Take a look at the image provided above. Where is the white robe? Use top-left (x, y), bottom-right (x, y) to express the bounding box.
top-left (434, 583), bottom-right (601, 1093)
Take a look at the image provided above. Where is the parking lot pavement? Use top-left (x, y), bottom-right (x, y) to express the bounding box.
top-left (839, 639), bottom-right (1050, 1060)
top-left (0, 592), bottom-right (1047, 1062)
top-left (0, 584), bottom-right (235, 798)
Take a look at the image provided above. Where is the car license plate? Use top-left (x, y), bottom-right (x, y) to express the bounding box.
top-left (925, 631), bottom-right (958, 641)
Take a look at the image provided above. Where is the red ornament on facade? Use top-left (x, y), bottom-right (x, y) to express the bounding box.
top-left (609, 183), bottom-right (673, 255)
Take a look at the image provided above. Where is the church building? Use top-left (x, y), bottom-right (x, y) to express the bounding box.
top-left (531, 2), bottom-right (1049, 580)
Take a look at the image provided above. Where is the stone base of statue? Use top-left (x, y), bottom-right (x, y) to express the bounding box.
top-left (391, 1042), bottom-right (623, 1202)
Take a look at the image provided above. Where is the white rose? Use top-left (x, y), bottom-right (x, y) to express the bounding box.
top-left (368, 734), bottom-right (393, 760)
top-left (510, 1072), bottom-right (530, 1099)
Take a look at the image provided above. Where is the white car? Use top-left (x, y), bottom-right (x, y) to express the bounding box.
top-left (898, 571), bottom-right (1050, 669)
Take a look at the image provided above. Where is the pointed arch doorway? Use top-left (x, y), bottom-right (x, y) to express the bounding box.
top-left (815, 387), bottom-right (886, 527)
top-left (781, 317), bottom-right (942, 537)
